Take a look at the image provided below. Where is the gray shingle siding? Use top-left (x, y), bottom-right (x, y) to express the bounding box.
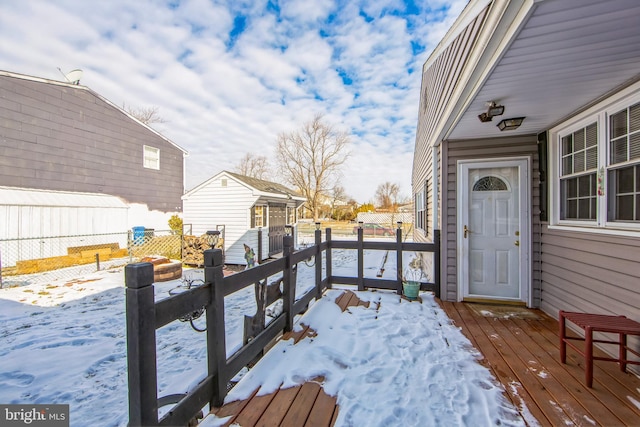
top-left (0, 73), bottom-right (185, 212)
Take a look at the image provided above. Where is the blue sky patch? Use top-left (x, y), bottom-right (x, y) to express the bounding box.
top-left (228, 15), bottom-right (247, 48)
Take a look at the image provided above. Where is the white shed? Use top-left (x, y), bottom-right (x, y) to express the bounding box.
top-left (182, 171), bottom-right (306, 265)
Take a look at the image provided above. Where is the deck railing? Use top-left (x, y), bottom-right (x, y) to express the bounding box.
top-left (125, 227), bottom-right (440, 426)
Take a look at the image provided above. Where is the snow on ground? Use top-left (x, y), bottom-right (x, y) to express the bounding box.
top-left (0, 248), bottom-right (527, 426)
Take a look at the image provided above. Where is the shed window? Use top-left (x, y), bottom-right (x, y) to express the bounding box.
top-left (143, 145), bottom-right (160, 170)
top-left (252, 205), bottom-right (265, 228)
top-left (287, 206), bottom-right (296, 225)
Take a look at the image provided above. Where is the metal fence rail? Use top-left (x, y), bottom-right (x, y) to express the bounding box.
top-left (0, 230), bottom-right (182, 287)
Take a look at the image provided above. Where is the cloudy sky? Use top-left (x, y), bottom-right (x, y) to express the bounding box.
top-left (0, 0), bottom-right (466, 203)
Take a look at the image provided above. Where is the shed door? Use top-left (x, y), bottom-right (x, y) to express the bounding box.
top-left (268, 203), bottom-right (286, 256)
top-left (458, 159), bottom-right (530, 303)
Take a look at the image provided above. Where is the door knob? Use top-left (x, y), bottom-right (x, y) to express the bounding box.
top-left (464, 225), bottom-right (471, 238)
top-left (515, 240), bottom-right (520, 246)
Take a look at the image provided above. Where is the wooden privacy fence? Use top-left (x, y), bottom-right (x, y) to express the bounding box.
top-left (125, 227), bottom-right (440, 426)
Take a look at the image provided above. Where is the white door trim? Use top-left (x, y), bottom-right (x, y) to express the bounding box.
top-left (457, 157), bottom-right (531, 306)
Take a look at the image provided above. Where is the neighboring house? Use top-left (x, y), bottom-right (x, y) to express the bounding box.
top-left (182, 171), bottom-right (306, 265)
top-left (0, 70), bottom-right (188, 237)
top-left (412, 0), bottom-right (640, 328)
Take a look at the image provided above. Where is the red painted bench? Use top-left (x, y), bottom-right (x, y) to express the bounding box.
top-left (559, 310), bottom-right (640, 387)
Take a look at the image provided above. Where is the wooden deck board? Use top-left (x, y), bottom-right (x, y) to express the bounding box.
top-left (447, 302), bottom-right (640, 427)
top-left (304, 386), bottom-right (338, 427)
top-left (255, 386), bottom-right (301, 427)
top-left (281, 382), bottom-right (322, 426)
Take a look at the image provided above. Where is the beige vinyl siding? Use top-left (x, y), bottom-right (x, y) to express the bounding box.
top-left (540, 229), bottom-right (639, 316)
top-left (412, 4), bottom-right (489, 244)
top-left (443, 135), bottom-right (541, 304)
top-left (540, 227), bottom-right (640, 370)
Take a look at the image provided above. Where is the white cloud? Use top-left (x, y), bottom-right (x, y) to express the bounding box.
top-left (0, 0), bottom-right (465, 203)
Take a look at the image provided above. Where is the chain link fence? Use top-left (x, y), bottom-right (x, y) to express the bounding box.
top-left (0, 230), bottom-right (183, 288)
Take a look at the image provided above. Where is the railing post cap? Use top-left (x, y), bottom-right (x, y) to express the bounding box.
top-left (125, 262), bottom-right (155, 289)
top-left (204, 248), bottom-right (224, 266)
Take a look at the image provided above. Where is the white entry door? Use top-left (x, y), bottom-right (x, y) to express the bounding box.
top-left (458, 159), bottom-right (530, 303)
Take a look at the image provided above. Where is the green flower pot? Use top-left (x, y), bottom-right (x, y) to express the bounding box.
top-left (403, 281), bottom-right (420, 300)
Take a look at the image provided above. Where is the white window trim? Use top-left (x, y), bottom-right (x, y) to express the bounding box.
top-left (143, 145), bottom-right (160, 170)
top-left (549, 81), bottom-right (640, 235)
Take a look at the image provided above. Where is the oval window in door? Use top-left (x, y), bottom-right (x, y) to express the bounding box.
top-left (473, 176), bottom-right (508, 191)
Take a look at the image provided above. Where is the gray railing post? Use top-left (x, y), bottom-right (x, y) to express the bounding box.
top-left (434, 229), bottom-right (441, 299)
top-left (204, 249), bottom-right (227, 407)
top-left (257, 227), bottom-right (263, 264)
top-left (325, 228), bottom-right (332, 289)
top-left (125, 262), bottom-right (158, 427)
top-left (396, 222), bottom-right (403, 295)
top-left (314, 223), bottom-right (322, 298)
top-left (357, 226), bottom-right (364, 291)
top-left (282, 234), bottom-right (295, 332)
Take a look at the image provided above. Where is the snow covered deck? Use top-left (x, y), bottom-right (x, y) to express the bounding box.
top-left (203, 296), bottom-right (640, 426)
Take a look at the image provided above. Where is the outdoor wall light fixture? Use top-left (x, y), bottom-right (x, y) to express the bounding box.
top-left (284, 225), bottom-right (293, 236)
top-left (497, 117), bottom-right (525, 131)
top-left (478, 101), bottom-right (505, 122)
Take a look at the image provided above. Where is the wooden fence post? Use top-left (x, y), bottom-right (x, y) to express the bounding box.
top-left (357, 226), bottom-right (364, 291)
top-left (315, 223), bottom-right (322, 298)
top-left (125, 262), bottom-right (158, 427)
top-left (325, 228), bottom-right (332, 289)
top-left (396, 222), bottom-right (403, 295)
top-left (282, 234), bottom-right (295, 332)
top-left (257, 228), bottom-right (263, 264)
top-left (204, 249), bottom-right (227, 407)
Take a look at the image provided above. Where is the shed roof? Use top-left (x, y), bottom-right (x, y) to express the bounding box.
top-left (0, 186), bottom-right (128, 208)
top-left (184, 170), bottom-right (306, 202)
top-left (225, 172), bottom-right (303, 198)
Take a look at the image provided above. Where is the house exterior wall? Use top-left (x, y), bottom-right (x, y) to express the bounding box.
top-left (412, 2), bottom-right (489, 243)
top-left (541, 81), bottom-right (640, 330)
top-left (0, 73), bottom-right (184, 213)
top-left (442, 135), bottom-right (541, 304)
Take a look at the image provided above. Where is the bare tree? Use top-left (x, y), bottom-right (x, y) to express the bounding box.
top-left (375, 182), bottom-right (400, 211)
top-left (329, 185), bottom-right (349, 220)
top-left (276, 114), bottom-right (350, 222)
top-left (235, 153), bottom-right (270, 180)
top-left (123, 104), bottom-right (166, 125)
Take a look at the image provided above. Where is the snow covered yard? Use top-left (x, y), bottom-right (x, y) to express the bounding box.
top-left (0, 250), bottom-right (526, 426)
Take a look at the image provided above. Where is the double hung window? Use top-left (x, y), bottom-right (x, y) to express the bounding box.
top-left (555, 93), bottom-right (640, 228)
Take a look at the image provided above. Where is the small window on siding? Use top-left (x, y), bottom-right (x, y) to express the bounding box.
top-left (143, 145), bottom-right (160, 170)
top-left (415, 186), bottom-right (426, 231)
top-left (221, 179), bottom-right (227, 187)
top-left (251, 205), bottom-right (265, 228)
top-left (287, 206), bottom-right (296, 225)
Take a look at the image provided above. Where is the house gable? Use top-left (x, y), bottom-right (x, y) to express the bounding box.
top-left (0, 70), bottom-right (186, 212)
